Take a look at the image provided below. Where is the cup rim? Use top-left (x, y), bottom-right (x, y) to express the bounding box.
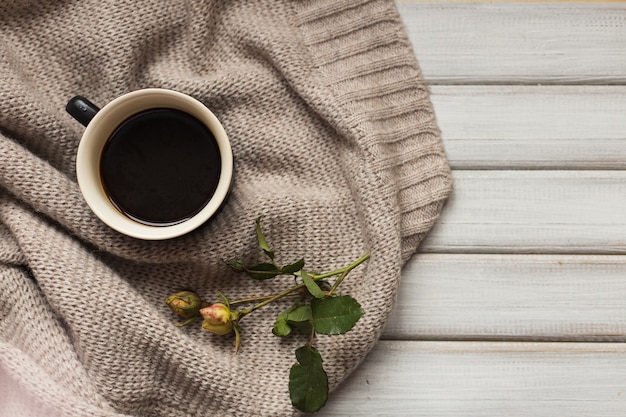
top-left (76, 88), bottom-right (233, 240)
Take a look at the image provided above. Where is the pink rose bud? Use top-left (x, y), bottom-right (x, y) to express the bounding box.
top-left (200, 303), bottom-right (234, 335)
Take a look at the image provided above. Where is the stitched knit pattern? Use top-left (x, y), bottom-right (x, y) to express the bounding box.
top-left (0, 0), bottom-right (452, 415)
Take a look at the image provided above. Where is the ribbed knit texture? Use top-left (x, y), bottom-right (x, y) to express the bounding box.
top-left (0, 1), bottom-right (452, 416)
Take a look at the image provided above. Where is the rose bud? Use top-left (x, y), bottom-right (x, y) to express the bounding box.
top-left (165, 291), bottom-right (202, 319)
top-left (200, 303), bottom-right (234, 335)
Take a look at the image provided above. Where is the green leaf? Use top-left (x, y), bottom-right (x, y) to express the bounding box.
top-left (287, 304), bottom-right (312, 323)
top-left (317, 280), bottom-right (332, 292)
top-left (273, 319), bottom-right (293, 337)
top-left (289, 345), bottom-right (328, 412)
top-left (255, 216), bottom-right (274, 260)
top-left (225, 259), bottom-right (244, 272)
top-left (273, 304), bottom-right (313, 337)
top-left (244, 262), bottom-right (281, 280)
top-left (302, 270), bottom-right (325, 299)
top-left (311, 295), bottom-right (364, 335)
top-left (289, 321), bottom-right (313, 335)
top-left (288, 305), bottom-right (313, 334)
top-left (273, 305), bottom-right (297, 337)
top-left (281, 258), bottom-right (305, 274)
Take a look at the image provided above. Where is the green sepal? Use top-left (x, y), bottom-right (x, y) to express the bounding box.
top-left (175, 316), bottom-right (197, 327)
top-left (255, 216), bottom-right (275, 260)
top-left (234, 324), bottom-right (242, 354)
top-left (217, 291), bottom-right (231, 309)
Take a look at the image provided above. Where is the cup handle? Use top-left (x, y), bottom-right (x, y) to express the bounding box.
top-left (66, 96), bottom-right (100, 127)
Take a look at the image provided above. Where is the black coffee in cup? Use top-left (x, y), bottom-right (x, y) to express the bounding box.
top-left (99, 108), bottom-right (221, 226)
top-left (67, 89), bottom-right (233, 240)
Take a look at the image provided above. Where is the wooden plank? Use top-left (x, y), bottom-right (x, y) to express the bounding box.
top-left (431, 86), bottom-right (626, 169)
top-left (420, 171), bottom-right (626, 254)
top-left (320, 341), bottom-right (626, 416)
top-left (396, 2), bottom-right (626, 84)
top-left (386, 254), bottom-right (626, 340)
top-left (402, 1), bottom-right (626, 2)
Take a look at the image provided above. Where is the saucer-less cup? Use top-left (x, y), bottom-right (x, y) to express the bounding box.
top-left (66, 88), bottom-right (233, 240)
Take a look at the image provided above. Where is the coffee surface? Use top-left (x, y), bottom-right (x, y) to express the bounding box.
top-left (100, 108), bottom-right (221, 226)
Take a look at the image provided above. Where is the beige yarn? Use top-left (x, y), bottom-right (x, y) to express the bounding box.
top-left (0, 0), bottom-right (452, 415)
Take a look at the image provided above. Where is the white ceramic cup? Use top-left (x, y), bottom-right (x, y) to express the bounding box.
top-left (67, 88), bottom-right (233, 240)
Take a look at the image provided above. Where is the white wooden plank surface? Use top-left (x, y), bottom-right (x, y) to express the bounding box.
top-left (431, 86), bottom-right (626, 169)
top-left (386, 254), bottom-right (626, 340)
top-left (321, 3), bottom-right (626, 416)
top-left (396, 2), bottom-right (626, 84)
top-left (420, 171), bottom-right (626, 253)
top-left (320, 341), bottom-right (626, 416)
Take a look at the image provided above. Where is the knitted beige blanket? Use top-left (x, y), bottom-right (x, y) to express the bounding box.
top-left (0, 1), bottom-right (452, 415)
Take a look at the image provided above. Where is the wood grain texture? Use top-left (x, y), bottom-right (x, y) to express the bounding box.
top-left (319, 3), bottom-right (626, 416)
top-left (431, 86), bottom-right (626, 169)
top-left (420, 171), bottom-right (626, 254)
top-left (396, 2), bottom-right (626, 84)
top-left (386, 254), bottom-right (626, 340)
top-left (320, 341), bottom-right (626, 416)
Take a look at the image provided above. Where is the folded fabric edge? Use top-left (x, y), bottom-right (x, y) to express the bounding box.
top-left (290, 0), bottom-right (453, 265)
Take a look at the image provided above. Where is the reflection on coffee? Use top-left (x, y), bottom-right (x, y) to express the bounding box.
top-left (100, 108), bottom-right (221, 226)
